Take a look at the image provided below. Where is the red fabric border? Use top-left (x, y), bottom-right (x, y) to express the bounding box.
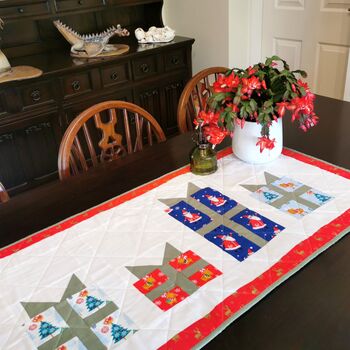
top-left (0, 146), bottom-right (349, 349)
top-left (282, 149), bottom-right (350, 180)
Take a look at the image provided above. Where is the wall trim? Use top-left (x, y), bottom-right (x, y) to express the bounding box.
top-left (248, 0), bottom-right (264, 64)
top-left (344, 50), bottom-right (350, 102)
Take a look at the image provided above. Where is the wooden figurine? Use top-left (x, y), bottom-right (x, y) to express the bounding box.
top-left (0, 18), bottom-right (42, 83)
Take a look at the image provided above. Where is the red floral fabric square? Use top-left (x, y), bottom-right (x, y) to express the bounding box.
top-left (168, 250), bottom-right (200, 271)
top-left (153, 286), bottom-right (189, 311)
top-left (189, 264), bottom-right (222, 287)
top-left (134, 269), bottom-right (168, 294)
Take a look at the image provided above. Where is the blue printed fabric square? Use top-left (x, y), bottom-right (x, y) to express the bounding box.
top-left (168, 200), bottom-right (212, 231)
top-left (271, 176), bottom-right (304, 192)
top-left (280, 200), bottom-right (313, 218)
top-left (91, 310), bottom-right (136, 348)
top-left (205, 225), bottom-right (260, 262)
top-left (253, 186), bottom-right (283, 204)
top-left (299, 189), bottom-right (333, 206)
top-left (191, 187), bottom-right (237, 215)
top-left (26, 307), bottom-right (68, 347)
top-left (67, 288), bottom-right (107, 318)
top-left (231, 209), bottom-right (285, 241)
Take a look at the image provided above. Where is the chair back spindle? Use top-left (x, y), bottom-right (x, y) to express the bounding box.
top-left (177, 66), bottom-right (229, 133)
top-left (58, 101), bottom-right (166, 180)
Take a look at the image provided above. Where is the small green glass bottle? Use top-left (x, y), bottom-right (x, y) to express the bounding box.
top-left (190, 142), bottom-right (218, 175)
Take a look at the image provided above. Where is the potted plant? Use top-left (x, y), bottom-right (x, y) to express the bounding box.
top-left (193, 56), bottom-right (318, 164)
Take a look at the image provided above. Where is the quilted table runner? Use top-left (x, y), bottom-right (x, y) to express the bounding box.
top-left (1, 148), bottom-right (350, 350)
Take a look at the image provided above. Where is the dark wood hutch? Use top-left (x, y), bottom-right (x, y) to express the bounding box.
top-left (0, 0), bottom-right (194, 195)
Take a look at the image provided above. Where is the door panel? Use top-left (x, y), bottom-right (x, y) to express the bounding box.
top-left (262, 0), bottom-right (350, 100)
top-left (314, 44), bottom-right (350, 98)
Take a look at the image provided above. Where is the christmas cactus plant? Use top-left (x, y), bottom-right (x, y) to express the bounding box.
top-left (194, 56), bottom-right (319, 152)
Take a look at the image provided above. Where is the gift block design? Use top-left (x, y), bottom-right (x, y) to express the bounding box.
top-left (242, 172), bottom-right (333, 218)
top-left (126, 243), bottom-right (222, 311)
top-left (160, 183), bottom-right (285, 262)
top-left (22, 274), bottom-right (137, 350)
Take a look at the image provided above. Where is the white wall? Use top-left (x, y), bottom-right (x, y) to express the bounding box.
top-left (163, 0), bottom-right (260, 74)
top-left (162, 0), bottom-right (230, 74)
top-left (228, 0), bottom-right (250, 68)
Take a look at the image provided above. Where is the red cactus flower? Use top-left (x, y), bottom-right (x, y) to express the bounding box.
top-left (247, 66), bottom-right (257, 76)
top-left (256, 137), bottom-right (276, 153)
top-left (297, 79), bottom-right (310, 92)
top-left (235, 118), bottom-right (245, 129)
top-left (204, 125), bottom-right (228, 145)
top-left (276, 102), bottom-right (289, 117)
top-left (213, 73), bottom-right (240, 93)
top-left (194, 110), bottom-right (219, 127)
top-left (226, 103), bottom-right (240, 113)
top-left (241, 76), bottom-right (262, 95)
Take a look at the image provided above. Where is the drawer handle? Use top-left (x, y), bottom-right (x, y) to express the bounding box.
top-left (72, 80), bottom-right (81, 92)
top-left (110, 72), bottom-right (118, 81)
top-left (18, 7), bottom-right (25, 13)
top-left (140, 63), bottom-right (150, 74)
top-left (171, 57), bottom-right (180, 65)
top-left (78, 0), bottom-right (84, 5)
top-left (31, 90), bottom-right (41, 102)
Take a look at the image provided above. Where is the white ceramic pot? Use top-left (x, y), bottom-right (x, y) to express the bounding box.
top-left (232, 118), bottom-right (283, 164)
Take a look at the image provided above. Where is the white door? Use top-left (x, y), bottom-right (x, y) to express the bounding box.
top-left (262, 0), bottom-right (350, 101)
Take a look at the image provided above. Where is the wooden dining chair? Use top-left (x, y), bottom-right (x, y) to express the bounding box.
top-left (0, 182), bottom-right (9, 203)
top-left (58, 100), bottom-right (166, 180)
top-left (177, 66), bottom-right (229, 133)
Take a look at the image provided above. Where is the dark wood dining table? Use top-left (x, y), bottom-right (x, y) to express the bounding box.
top-left (0, 95), bottom-right (349, 350)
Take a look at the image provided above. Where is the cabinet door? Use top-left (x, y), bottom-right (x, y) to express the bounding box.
top-left (0, 132), bottom-right (27, 193)
top-left (160, 78), bottom-right (185, 136)
top-left (0, 112), bottom-right (61, 194)
top-left (135, 77), bottom-right (185, 136)
top-left (136, 86), bottom-right (162, 127)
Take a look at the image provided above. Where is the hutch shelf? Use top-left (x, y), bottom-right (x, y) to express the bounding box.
top-left (0, 0), bottom-right (194, 195)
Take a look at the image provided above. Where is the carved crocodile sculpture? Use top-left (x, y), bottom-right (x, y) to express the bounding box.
top-left (53, 20), bottom-right (129, 57)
